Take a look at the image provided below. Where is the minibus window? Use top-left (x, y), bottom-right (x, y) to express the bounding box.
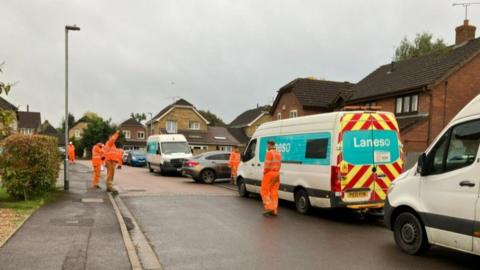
top-left (305, 138), bottom-right (328, 159)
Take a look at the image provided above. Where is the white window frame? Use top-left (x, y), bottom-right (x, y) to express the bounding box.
top-left (166, 120), bottom-right (177, 133)
top-left (137, 131), bottom-right (145, 139)
top-left (289, 110), bottom-right (298, 118)
top-left (189, 121), bottom-right (200, 130)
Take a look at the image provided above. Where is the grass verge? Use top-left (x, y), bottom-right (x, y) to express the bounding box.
top-left (0, 187), bottom-right (62, 246)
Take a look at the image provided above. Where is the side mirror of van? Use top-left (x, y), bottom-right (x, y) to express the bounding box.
top-left (417, 153), bottom-right (428, 176)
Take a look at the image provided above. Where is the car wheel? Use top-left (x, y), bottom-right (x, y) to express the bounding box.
top-left (200, 169), bottom-right (216, 184)
top-left (148, 163), bottom-right (154, 173)
top-left (294, 189), bottom-right (311, 214)
top-left (393, 212), bottom-right (430, 255)
top-left (237, 178), bottom-right (249, 197)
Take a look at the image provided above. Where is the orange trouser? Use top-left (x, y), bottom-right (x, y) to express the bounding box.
top-left (261, 172), bottom-right (280, 213)
top-left (92, 164), bottom-right (101, 187)
top-left (230, 166), bottom-right (238, 177)
top-left (106, 160), bottom-right (116, 190)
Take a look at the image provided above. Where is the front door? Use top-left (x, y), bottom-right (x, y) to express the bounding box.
top-left (420, 119), bottom-right (480, 252)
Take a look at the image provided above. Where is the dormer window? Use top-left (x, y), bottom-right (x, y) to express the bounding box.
top-left (395, 94), bottom-right (419, 115)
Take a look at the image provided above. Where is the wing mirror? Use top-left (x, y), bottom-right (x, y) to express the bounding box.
top-left (417, 153), bottom-right (428, 176)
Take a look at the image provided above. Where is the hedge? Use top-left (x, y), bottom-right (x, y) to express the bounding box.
top-left (0, 134), bottom-right (60, 200)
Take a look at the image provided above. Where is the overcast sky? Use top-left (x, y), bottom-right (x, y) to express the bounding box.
top-left (1, 0), bottom-right (478, 127)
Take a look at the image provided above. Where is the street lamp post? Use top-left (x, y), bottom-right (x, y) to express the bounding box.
top-left (148, 112), bottom-right (153, 135)
top-left (64, 24), bottom-right (80, 191)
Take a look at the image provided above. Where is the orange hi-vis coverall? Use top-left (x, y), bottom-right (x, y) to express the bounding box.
top-left (91, 143), bottom-right (105, 188)
top-left (104, 132), bottom-right (123, 191)
top-left (228, 151), bottom-right (241, 178)
top-left (261, 149), bottom-right (282, 214)
top-left (68, 144), bottom-right (76, 164)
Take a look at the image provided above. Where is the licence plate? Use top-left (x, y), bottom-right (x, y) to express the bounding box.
top-left (345, 191), bottom-right (369, 199)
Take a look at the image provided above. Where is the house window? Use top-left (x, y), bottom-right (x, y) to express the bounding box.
top-left (289, 110), bottom-right (298, 118)
top-left (277, 113), bottom-right (282, 120)
top-left (189, 121), bottom-right (200, 130)
top-left (137, 131), bottom-right (145, 139)
top-left (166, 121), bottom-right (177, 133)
top-left (74, 130), bottom-right (81, 138)
top-left (395, 94), bottom-right (419, 115)
top-left (123, 130), bottom-right (131, 139)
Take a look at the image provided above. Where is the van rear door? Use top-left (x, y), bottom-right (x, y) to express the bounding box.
top-left (338, 112), bottom-right (403, 207)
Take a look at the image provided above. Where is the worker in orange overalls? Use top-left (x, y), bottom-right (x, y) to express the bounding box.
top-left (68, 142), bottom-right (76, 165)
top-left (228, 146), bottom-right (241, 185)
top-left (91, 142), bottom-right (105, 189)
top-left (104, 131), bottom-right (123, 194)
top-left (261, 140), bottom-right (282, 217)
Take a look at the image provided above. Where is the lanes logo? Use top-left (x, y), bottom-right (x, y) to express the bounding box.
top-left (353, 137), bottom-right (391, 148)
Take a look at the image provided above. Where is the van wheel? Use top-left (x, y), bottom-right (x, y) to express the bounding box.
top-left (393, 212), bottom-right (430, 255)
top-left (294, 189), bottom-right (311, 214)
top-left (237, 178), bottom-right (249, 197)
top-left (148, 163), bottom-right (154, 173)
top-left (200, 169), bottom-right (216, 184)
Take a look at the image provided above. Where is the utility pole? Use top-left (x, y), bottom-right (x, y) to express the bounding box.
top-left (453, 2), bottom-right (480, 20)
top-left (64, 24), bottom-right (80, 191)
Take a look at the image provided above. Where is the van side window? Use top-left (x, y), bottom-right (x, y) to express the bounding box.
top-left (305, 138), bottom-right (328, 159)
top-left (426, 120), bottom-right (480, 174)
top-left (243, 139), bottom-right (257, 162)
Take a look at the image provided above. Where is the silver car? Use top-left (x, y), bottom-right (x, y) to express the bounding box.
top-left (181, 151), bottom-right (231, 184)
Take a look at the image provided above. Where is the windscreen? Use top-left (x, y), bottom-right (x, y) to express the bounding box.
top-left (342, 130), bottom-right (399, 165)
top-left (161, 142), bottom-right (191, 154)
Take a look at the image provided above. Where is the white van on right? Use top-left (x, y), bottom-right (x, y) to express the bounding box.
top-left (385, 94), bottom-right (480, 256)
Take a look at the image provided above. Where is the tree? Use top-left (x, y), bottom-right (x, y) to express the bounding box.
top-left (58, 113), bottom-right (75, 133)
top-left (198, 110), bottom-right (226, 127)
top-left (80, 116), bottom-right (125, 157)
top-left (130, 112), bottom-right (146, 122)
top-left (0, 63), bottom-right (16, 137)
top-left (394, 32), bottom-right (448, 61)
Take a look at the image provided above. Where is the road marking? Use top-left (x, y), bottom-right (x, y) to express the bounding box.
top-left (108, 193), bottom-right (143, 270)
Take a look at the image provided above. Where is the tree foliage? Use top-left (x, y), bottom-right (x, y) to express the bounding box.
top-left (130, 112), bottom-right (146, 122)
top-left (198, 110), bottom-right (226, 127)
top-left (0, 63), bottom-right (16, 137)
top-left (394, 32), bottom-right (448, 61)
top-left (79, 115), bottom-right (125, 157)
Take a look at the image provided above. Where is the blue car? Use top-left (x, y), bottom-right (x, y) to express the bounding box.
top-left (126, 150), bottom-right (147, 167)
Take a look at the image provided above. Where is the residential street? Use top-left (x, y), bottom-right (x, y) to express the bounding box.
top-left (114, 165), bottom-right (479, 270)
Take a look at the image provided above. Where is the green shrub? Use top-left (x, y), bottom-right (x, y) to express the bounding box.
top-left (0, 134), bottom-right (60, 200)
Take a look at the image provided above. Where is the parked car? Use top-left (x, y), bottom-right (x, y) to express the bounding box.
top-left (181, 151), bottom-right (231, 184)
top-left (122, 150), bottom-right (131, 164)
top-left (385, 94), bottom-right (480, 256)
top-left (237, 110), bottom-right (403, 214)
top-left (126, 150), bottom-right (147, 167)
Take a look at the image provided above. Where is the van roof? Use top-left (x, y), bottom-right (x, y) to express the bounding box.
top-left (450, 94), bottom-right (480, 122)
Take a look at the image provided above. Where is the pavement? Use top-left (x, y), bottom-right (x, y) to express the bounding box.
top-left (0, 162), bottom-right (130, 270)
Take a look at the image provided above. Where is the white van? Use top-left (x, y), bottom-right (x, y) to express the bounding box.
top-left (237, 111), bottom-right (403, 214)
top-left (146, 134), bottom-right (192, 175)
top-left (385, 95), bottom-right (480, 256)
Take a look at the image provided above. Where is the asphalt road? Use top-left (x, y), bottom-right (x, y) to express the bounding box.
top-left (115, 165), bottom-right (479, 270)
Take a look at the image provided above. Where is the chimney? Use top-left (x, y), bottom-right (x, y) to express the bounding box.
top-left (456, 19), bottom-right (476, 45)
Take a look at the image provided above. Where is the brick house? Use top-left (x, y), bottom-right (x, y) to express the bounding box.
top-left (0, 96), bottom-right (18, 135)
top-left (69, 116), bottom-right (89, 140)
top-left (346, 20), bottom-right (480, 168)
top-left (146, 99), bottom-right (239, 154)
top-left (270, 78), bottom-right (355, 120)
top-left (118, 118), bottom-right (147, 151)
top-left (18, 109), bottom-right (41, 135)
top-left (228, 105), bottom-right (272, 147)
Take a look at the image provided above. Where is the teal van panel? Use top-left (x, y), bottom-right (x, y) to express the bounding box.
top-left (342, 130), bottom-right (399, 165)
top-left (259, 133), bottom-right (331, 165)
top-left (147, 141), bottom-right (158, 154)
